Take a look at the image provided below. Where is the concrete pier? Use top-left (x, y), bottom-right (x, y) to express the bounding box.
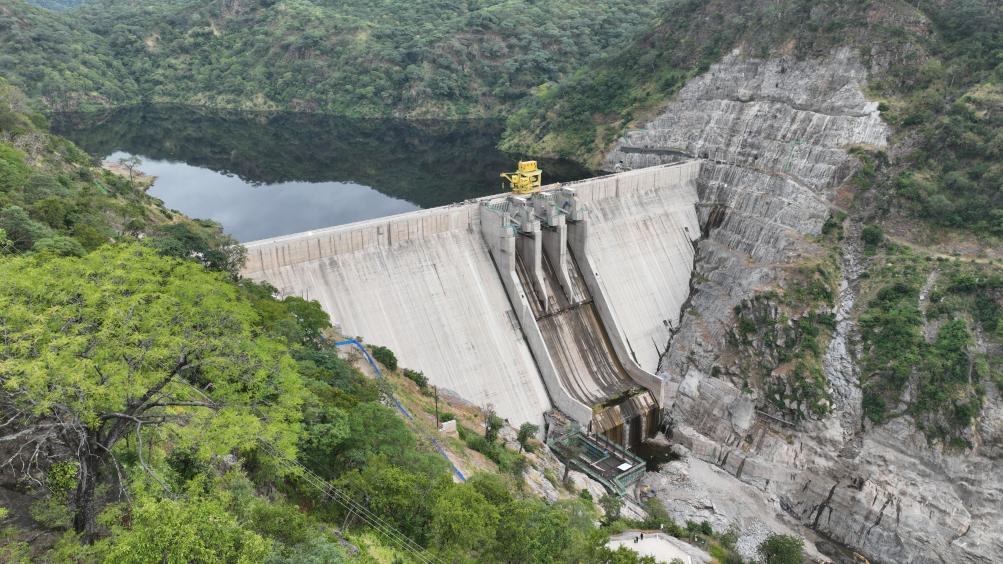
top-left (241, 162), bottom-right (701, 428)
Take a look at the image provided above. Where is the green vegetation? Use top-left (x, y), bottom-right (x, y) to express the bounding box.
top-left (867, 1), bottom-right (1003, 237)
top-left (516, 422), bottom-right (539, 453)
top-left (4, 0), bottom-right (669, 117)
top-left (368, 344), bottom-right (397, 372)
top-left (857, 246), bottom-right (1002, 446)
top-left (0, 76), bottom-right (668, 563)
top-left (402, 368), bottom-right (428, 391)
top-left (0, 1), bottom-right (138, 111)
top-left (731, 235), bottom-right (841, 422)
top-left (501, 0), bottom-right (875, 164)
top-left (861, 224), bottom-right (884, 254)
top-left (757, 533), bottom-right (804, 564)
top-left (0, 244), bottom-right (304, 538)
top-left (26, 0), bottom-right (89, 9)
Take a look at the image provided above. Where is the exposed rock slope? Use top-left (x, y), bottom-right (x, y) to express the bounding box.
top-left (607, 49), bottom-right (1001, 563)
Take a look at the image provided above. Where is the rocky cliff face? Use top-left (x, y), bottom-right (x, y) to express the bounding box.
top-left (607, 48), bottom-right (1002, 563)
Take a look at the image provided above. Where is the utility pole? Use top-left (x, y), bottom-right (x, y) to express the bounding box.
top-left (434, 385), bottom-right (439, 429)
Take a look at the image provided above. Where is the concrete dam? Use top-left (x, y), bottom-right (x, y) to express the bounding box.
top-left (241, 162), bottom-right (700, 445)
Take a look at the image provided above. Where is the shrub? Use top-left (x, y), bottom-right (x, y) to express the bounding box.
top-left (403, 368), bottom-right (427, 389)
top-left (757, 533), bottom-right (804, 564)
top-left (32, 235), bottom-right (85, 257)
top-left (862, 224), bottom-right (884, 250)
top-left (369, 345), bottom-right (397, 371)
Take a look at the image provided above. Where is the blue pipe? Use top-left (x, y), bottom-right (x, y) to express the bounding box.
top-left (332, 339), bottom-right (466, 482)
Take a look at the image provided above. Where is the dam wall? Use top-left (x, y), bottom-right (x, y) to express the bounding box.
top-left (564, 162), bottom-right (702, 373)
top-left (242, 161), bottom-right (701, 427)
top-left (242, 204), bottom-right (553, 426)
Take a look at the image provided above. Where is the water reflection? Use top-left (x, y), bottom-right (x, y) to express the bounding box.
top-left (107, 151), bottom-right (419, 242)
top-left (53, 106), bottom-right (592, 240)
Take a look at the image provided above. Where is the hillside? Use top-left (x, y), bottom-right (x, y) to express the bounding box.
top-left (3, 0), bottom-right (671, 116)
top-left (502, 0), bottom-right (1003, 241)
top-left (0, 1), bottom-right (138, 110)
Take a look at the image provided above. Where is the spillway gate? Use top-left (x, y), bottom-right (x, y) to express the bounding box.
top-left (480, 188), bottom-right (660, 448)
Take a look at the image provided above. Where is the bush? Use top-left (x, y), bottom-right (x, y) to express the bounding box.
top-left (862, 224), bottom-right (884, 250)
top-left (369, 345), bottom-right (397, 372)
top-left (32, 235), bottom-right (85, 257)
top-left (403, 368), bottom-right (427, 389)
top-left (758, 533), bottom-right (804, 564)
top-left (457, 424), bottom-right (523, 474)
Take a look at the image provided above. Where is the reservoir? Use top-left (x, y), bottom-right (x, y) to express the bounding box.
top-left (53, 106), bottom-right (591, 242)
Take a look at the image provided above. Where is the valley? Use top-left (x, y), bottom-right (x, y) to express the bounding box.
top-left (0, 1), bottom-right (1001, 563)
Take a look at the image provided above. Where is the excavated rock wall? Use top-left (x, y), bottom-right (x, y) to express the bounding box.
top-left (607, 48), bottom-right (1002, 563)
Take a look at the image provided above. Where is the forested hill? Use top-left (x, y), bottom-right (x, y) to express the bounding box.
top-left (502, 0), bottom-right (1003, 239)
top-left (2, 0), bottom-right (669, 116)
top-left (0, 1), bottom-right (138, 110)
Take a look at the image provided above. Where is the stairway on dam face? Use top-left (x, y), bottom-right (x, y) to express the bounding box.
top-left (240, 162), bottom-right (701, 431)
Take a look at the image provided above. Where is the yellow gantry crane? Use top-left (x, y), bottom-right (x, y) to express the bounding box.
top-left (501, 160), bottom-right (543, 195)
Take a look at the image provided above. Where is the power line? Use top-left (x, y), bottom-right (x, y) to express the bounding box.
top-left (256, 438), bottom-right (437, 564)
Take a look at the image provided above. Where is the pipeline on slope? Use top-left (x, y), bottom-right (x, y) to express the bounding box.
top-left (333, 338), bottom-right (466, 482)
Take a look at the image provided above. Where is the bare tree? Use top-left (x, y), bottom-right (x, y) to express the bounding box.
top-left (118, 155), bottom-right (143, 185)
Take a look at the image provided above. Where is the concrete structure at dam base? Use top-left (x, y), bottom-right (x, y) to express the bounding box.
top-left (241, 162), bottom-right (701, 449)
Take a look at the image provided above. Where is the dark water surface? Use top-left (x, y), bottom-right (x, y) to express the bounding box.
top-left (53, 106), bottom-right (592, 242)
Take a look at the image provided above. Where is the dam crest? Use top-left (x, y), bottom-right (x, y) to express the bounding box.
top-left (242, 162), bottom-right (700, 445)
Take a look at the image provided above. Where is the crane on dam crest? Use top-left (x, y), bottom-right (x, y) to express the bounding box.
top-left (500, 160), bottom-right (543, 195)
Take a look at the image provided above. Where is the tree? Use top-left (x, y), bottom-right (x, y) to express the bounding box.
top-left (330, 401), bottom-right (446, 479)
top-left (484, 406), bottom-right (504, 442)
top-left (0, 245), bottom-right (305, 540)
top-left (861, 224), bottom-right (883, 250)
top-left (494, 498), bottom-right (572, 563)
top-left (117, 155), bottom-right (142, 185)
top-left (516, 422), bottom-right (539, 453)
top-left (146, 220), bottom-right (246, 277)
top-left (0, 205), bottom-right (51, 251)
top-left (598, 494), bottom-right (622, 523)
top-left (31, 235), bottom-right (85, 257)
top-left (466, 472), bottom-right (513, 507)
top-left (93, 496), bottom-right (270, 562)
top-left (430, 484), bottom-right (499, 555)
top-left (266, 535), bottom-right (350, 563)
top-left (757, 533), bottom-right (804, 564)
top-left (368, 345), bottom-right (397, 371)
top-left (337, 459), bottom-right (450, 544)
top-left (0, 227), bottom-right (10, 253)
top-left (559, 438), bottom-right (584, 481)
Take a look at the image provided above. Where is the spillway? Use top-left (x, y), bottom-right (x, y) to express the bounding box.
top-left (241, 162), bottom-right (700, 436)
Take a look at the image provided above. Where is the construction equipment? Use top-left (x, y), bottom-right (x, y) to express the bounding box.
top-left (501, 160), bottom-right (543, 195)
